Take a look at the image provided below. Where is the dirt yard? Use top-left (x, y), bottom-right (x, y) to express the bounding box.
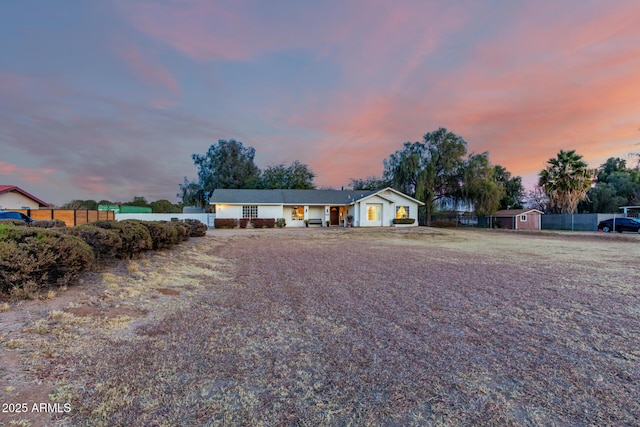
top-left (1, 227), bottom-right (639, 426)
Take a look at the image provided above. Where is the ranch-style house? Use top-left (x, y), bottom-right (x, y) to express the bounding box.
top-left (210, 187), bottom-right (424, 227)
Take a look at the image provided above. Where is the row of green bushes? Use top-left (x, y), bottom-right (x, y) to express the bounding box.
top-left (215, 218), bottom-right (282, 229)
top-left (0, 219), bottom-right (208, 295)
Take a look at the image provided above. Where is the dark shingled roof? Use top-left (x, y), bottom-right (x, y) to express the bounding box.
top-left (210, 189), bottom-right (378, 205)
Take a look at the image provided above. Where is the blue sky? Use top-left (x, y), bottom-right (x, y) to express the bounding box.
top-left (1, 0), bottom-right (639, 205)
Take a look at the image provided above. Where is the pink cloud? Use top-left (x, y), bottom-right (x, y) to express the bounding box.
top-left (117, 44), bottom-right (181, 95)
top-left (120, 1), bottom-right (269, 61)
top-left (0, 161), bottom-right (55, 183)
top-left (274, 2), bottom-right (640, 188)
top-left (70, 175), bottom-right (110, 194)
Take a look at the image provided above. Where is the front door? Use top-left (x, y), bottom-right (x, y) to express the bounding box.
top-left (330, 207), bottom-right (339, 225)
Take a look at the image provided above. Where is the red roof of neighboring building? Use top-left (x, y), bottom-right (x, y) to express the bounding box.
top-left (493, 209), bottom-right (543, 216)
top-left (0, 185), bottom-right (49, 207)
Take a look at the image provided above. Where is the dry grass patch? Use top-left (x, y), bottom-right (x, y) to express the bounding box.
top-left (3, 230), bottom-right (639, 426)
top-left (49, 229), bottom-right (639, 426)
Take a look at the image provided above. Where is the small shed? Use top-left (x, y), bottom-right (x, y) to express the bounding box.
top-left (492, 209), bottom-right (543, 230)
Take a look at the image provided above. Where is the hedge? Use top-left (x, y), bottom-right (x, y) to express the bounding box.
top-left (0, 225), bottom-right (94, 293)
top-left (163, 221), bottom-right (191, 242)
top-left (252, 218), bottom-right (275, 228)
top-left (1, 219), bottom-right (208, 297)
top-left (184, 219), bottom-right (208, 236)
top-left (214, 218), bottom-right (237, 229)
top-left (31, 219), bottom-right (67, 228)
top-left (0, 219), bottom-right (27, 227)
top-left (62, 225), bottom-right (123, 261)
top-left (89, 220), bottom-right (152, 258)
top-left (136, 220), bottom-right (179, 250)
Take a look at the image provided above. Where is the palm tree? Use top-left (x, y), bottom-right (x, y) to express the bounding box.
top-left (539, 149), bottom-right (594, 213)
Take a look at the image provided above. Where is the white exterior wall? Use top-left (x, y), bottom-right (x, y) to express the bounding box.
top-left (257, 205), bottom-right (284, 219)
top-left (214, 205), bottom-right (243, 219)
top-left (0, 192), bottom-right (42, 210)
top-left (283, 205), bottom-right (307, 227)
top-left (116, 213), bottom-right (214, 228)
top-left (354, 193), bottom-right (420, 227)
top-left (308, 206), bottom-right (324, 221)
top-left (355, 195), bottom-right (388, 227)
top-left (213, 204), bottom-right (284, 219)
top-left (378, 190), bottom-right (420, 226)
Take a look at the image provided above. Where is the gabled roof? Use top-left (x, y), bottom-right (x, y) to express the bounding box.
top-left (210, 187), bottom-right (424, 206)
top-left (357, 187), bottom-right (425, 206)
top-left (0, 185), bottom-right (49, 207)
top-left (493, 209), bottom-right (543, 217)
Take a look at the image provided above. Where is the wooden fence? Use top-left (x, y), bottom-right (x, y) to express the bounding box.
top-left (13, 209), bottom-right (115, 227)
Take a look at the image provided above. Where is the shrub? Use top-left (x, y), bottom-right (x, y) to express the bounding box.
top-left (392, 218), bottom-right (415, 225)
top-left (89, 220), bottom-right (152, 258)
top-left (139, 221), bottom-right (178, 250)
top-left (214, 218), bottom-right (237, 230)
top-left (275, 218), bottom-right (286, 228)
top-left (239, 218), bottom-right (249, 229)
top-left (253, 218), bottom-right (275, 228)
top-left (185, 219), bottom-right (208, 236)
top-left (0, 225), bottom-right (94, 293)
top-left (163, 221), bottom-right (190, 242)
top-left (31, 219), bottom-right (67, 228)
top-left (0, 219), bottom-right (28, 227)
top-left (62, 225), bottom-right (122, 261)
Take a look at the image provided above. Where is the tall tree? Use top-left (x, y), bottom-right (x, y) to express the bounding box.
top-left (123, 196), bottom-right (149, 207)
top-left (580, 157), bottom-right (640, 212)
top-left (383, 128), bottom-right (467, 225)
top-left (349, 175), bottom-right (388, 191)
top-left (493, 165), bottom-right (524, 209)
top-left (526, 184), bottom-right (549, 212)
top-left (539, 149), bottom-right (593, 214)
top-left (259, 161), bottom-right (316, 189)
top-left (458, 153), bottom-right (505, 216)
top-left (61, 199), bottom-right (98, 210)
top-left (149, 199), bottom-right (180, 213)
top-left (191, 139), bottom-right (260, 202)
top-left (177, 177), bottom-right (206, 207)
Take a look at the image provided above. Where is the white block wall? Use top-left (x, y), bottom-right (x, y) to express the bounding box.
top-left (115, 213), bottom-right (214, 228)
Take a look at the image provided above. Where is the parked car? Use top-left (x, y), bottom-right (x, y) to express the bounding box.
top-left (597, 217), bottom-right (640, 233)
top-left (0, 211), bottom-right (35, 224)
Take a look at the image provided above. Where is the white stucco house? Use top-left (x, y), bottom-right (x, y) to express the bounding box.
top-left (210, 187), bottom-right (424, 227)
top-left (0, 185), bottom-right (49, 210)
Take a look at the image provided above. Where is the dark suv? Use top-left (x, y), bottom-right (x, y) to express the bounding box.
top-left (597, 217), bottom-right (640, 233)
top-left (0, 211), bottom-right (35, 224)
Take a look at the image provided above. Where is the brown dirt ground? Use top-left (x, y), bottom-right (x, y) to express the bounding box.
top-left (1, 227), bottom-right (639, 426)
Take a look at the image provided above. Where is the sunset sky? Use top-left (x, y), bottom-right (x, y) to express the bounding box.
top-left (2, 1), bottom-right (640, 205)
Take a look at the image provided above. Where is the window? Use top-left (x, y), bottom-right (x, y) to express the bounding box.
top-left (396, 206), bottom-right (409, 219)
top-left (520, 214), bottom-right (527, 222)
top-left (291, 206), bottom-right (304, 220)
top-left (367, 204), bottom-right (381, 221)
top-left (242, 205), bottom-right (258, 219)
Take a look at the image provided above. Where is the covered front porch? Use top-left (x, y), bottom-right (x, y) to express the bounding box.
top-left (285, 204), bottom-right (353, 227)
